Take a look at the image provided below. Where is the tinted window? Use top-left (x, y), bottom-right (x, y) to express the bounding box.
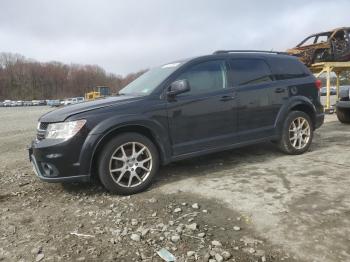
top-left (229, 59), bottom-right (272, 86)
top-left (176, 60), bottom-right (227, 95)
top-left (270, 58), bottom-right (309, 80)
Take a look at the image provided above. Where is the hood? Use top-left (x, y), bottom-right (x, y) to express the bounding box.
top-left (40, 95), bottom-right (141, 122)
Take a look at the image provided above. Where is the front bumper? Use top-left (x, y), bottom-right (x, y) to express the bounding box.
top-left (29, 153), bottom-right (89, 183)
top-left (28, 136), bottom-right (91, 183)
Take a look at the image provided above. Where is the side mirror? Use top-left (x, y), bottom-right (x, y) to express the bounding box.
top-left (167, 79), bottom-right (190, 96)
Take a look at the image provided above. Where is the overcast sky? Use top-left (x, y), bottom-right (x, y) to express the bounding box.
top-left (0, 0), bottom-right (349, 75)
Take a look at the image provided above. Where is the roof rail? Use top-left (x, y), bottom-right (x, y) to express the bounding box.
top-left (213, 50), bottom-right (289, 55)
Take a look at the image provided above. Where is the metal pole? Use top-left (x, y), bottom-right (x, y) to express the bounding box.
top-left (336, 71), bottom-right (340, 101)
top-left (326, 66), bottom-right (331, 110)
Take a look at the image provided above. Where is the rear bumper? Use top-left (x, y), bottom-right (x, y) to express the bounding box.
top-left (315, 112), bottom-right (325, 129)
top-left (336, 101), bottom-right (350, 109)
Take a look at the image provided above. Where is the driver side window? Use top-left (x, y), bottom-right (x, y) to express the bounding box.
top-left (176, 60), bottom-right (227, 96)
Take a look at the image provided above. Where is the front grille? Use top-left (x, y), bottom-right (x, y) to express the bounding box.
top-left (37, 122), bottom-right (48, 140)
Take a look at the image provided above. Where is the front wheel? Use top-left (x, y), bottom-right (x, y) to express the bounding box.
top-left (277, 111), bottom-right (313, 155)
top-left (98, 133), bottom-right (159, 195)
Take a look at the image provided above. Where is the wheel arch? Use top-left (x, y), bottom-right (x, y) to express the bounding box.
top-left (90, 124), bottom-right (169, 180)
top-left (289, 103), bottom-right (316, 128)
top-left (275, 97), bottom-right (317, 132)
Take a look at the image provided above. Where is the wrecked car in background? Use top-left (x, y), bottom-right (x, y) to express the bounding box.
top-left (287, 27), bottom-right (350, 66)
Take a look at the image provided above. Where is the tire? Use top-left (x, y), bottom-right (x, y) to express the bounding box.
top-left (277, 111), bottom-right (313, 155)
top-left (98, 132), bottom-right (159, 195)
top-left (336, 107), bottom-right (350, 124)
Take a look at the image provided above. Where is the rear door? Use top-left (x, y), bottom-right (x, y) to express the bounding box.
top-left (266, 57), bottom-right (311, 121)
top-left (228, 58), bottom-right (275, 141)
top-left (167, 59), bottom-right (238, 156)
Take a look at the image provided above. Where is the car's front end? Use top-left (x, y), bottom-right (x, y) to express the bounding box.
top-left (28, 61), bottom-right (183, 187)
top-left (28, 93), bottom-right (158, 183)
top-left (28, 97), bottom-right (122, 182)
top-left (29, 119), bottom-right (92, 182)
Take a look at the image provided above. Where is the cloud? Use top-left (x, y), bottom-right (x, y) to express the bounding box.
top-left (0, 0), bottom-right (348, 74)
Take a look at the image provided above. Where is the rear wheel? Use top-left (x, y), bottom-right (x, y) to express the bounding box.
top-left (98, 133), bottom-right (159, 195)
top-left (336, 107), bottom-right (350, 124)
top-left (277, 111), bottom-right (313, 154)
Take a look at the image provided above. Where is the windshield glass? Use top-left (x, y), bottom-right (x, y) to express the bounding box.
top-left (119, 62), bottom-right (182, 95)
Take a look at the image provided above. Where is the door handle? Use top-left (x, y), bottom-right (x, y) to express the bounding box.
top-left (220, 95), bottom-right (236, 101)
top-left (275, 88), bottom-right (285, 93)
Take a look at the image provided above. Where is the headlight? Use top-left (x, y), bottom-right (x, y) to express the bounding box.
top-left (45, 120), bottom-right (86, 140)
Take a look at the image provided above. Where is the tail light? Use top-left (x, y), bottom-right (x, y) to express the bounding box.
top-left (315, 79), bottom-right (322, 90)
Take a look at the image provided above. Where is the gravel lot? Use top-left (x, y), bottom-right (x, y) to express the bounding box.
top-left (0, 106), bottom-right (349, 262)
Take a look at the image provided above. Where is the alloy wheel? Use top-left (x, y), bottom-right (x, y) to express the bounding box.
top-left (109, 142), bottom-right (152, 188)
top-left (289, 117), bottom-right (311, 150)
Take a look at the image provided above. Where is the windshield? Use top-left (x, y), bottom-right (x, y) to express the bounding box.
top-left (119, 62), bottom-right (182, 95)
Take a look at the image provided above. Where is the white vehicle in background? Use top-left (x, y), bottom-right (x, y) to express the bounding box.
top-left (63, 97), bottom-right (85, 106)
top-left (3, 100), bottom-right (12, 107)
top-left (32, 100), bottom-right (40, 106)
top-left (63, 98), bottom-right (73, 106)
top-left (16, 100), bottom-right (24, 106)
top-left (23, 101), bottom-right (33, 106)
top-left (74, 97), bottom-right (85, 104)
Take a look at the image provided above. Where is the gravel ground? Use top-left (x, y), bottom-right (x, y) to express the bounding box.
top-left (0, 106), bottom-right (349, 262)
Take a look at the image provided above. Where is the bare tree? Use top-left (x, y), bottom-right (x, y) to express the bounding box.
top-left (0, 52), bottom-right (145, 100)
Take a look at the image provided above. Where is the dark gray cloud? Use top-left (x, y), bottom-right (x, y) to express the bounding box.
top-left (0, 0), bottom-right (348, 74)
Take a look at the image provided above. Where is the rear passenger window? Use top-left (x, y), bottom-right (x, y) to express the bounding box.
top-left (229, 59), bottom-right (272, 86)
top-left (272, 59), bottom-right (309, 80)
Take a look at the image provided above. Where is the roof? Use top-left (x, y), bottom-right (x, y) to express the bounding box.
top-left (309, 27), bottom-right (350, 36)
top-left (163, 50), bottom-right (296, 69)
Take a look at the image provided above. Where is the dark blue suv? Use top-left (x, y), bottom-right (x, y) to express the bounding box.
top-left (29, 51), bottom-right (324, 195)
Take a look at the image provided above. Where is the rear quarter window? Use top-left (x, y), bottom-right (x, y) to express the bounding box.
top-left (228, 59), bottom-right (273, 86)
top-left (269, 57), bottom-right (310, 80)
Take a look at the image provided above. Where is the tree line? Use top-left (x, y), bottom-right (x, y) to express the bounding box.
top-left (0, 52), bottom-right (146, 100)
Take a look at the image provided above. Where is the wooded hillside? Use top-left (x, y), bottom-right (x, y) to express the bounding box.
top-left (0, 53), bottom-right (146, 100)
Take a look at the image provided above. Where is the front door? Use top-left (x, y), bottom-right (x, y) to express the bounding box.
top-left (167, 60), bottom-right (238, 156)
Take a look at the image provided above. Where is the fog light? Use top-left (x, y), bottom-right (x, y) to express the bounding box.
top-left (41, 162), bottom-right (59, 177)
